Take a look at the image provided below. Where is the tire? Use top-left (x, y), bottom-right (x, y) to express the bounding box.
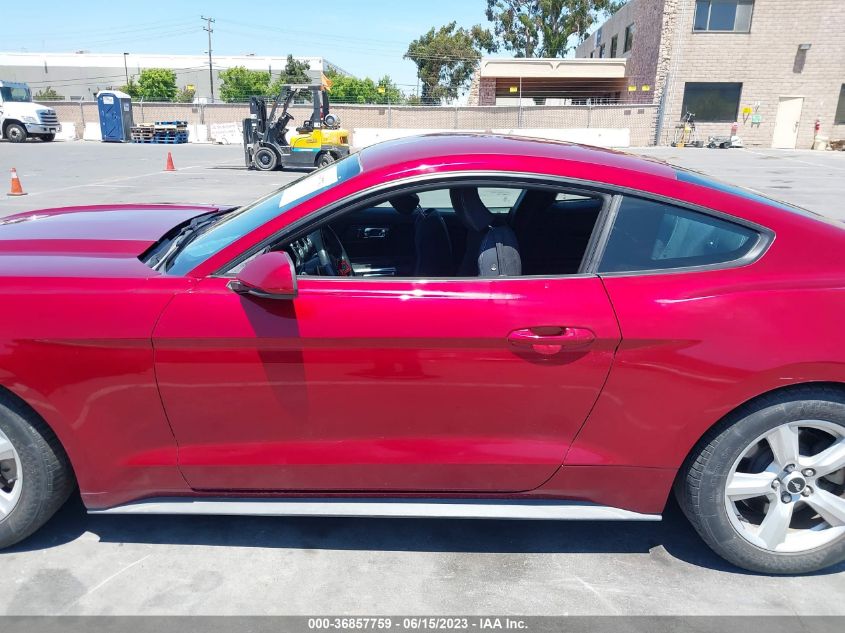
top-left (39, 134), bottom-right (55, 142)
top-left (4, 123), bottom-right (27, 143)
top-left (0, 397), bottom-right (74, 550)
top-left (253, 147), bottom-right (279, 171)
top-left (676, 386), bottom-right (845, 574)
top-left (316, 152), bottom-right (335, 168)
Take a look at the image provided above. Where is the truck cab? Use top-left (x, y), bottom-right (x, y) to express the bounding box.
top-left (0, 81), bottom-right (61, 143)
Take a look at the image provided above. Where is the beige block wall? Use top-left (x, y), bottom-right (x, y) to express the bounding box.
top-left (661, 0), bottom-right (845, 147)
top-left (49, 102), bottom-right (659, 146)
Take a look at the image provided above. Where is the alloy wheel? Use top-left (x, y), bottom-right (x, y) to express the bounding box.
top-left (725, 420), bottom-right (845, 553)
top-left (0, 427), bottom-right (23, 521)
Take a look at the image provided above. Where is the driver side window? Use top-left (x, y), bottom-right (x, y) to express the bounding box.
top-left (274, 183), bottom-right (606, 279)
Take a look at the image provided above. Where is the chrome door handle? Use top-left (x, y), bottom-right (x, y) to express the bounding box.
top-left (359, 227), bottom-right (389, 239)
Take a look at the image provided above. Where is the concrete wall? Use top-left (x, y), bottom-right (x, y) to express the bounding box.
top-left (48, 102), bottom-right (660, 147)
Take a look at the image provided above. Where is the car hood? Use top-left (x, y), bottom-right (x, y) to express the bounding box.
top-left (0, 204), bottom-right (224, 278)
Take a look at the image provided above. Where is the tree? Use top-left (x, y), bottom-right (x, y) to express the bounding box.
top-left (219, 66), bottom-right (270, 102)
top-left (485, 0), bottom-right (624, 58)
top-left (120, 77), bottom-right (140, 98)
top-left (33, 87), bottom-right (62, 101)
top-left (325, 72), bottom-right (403, 104)
top-left (405, 22), bottom-right (496, 104)
top-left (127, 68), bottom-right (178, 101)
top-left (176, 85), bottom-right (196, 103)
top-left (268, 56), bottom-right (312, 100)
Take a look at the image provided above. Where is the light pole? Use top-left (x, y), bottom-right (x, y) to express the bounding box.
top-left (123, 52), bottom-right (129, 85)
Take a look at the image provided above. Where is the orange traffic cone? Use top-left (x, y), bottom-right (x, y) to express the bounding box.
top-left (7, 168), bottom-right (27, 196)
top-left (164, 152), bottom-right (176, 172)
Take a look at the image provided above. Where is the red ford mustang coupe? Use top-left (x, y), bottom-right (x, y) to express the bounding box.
top-left (1, 134), bottom-right (844, 573)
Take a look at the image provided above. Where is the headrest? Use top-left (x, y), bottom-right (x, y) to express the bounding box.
top-left (449, 188), bottom-right (494, 233)
top-left (389, 194), bottom-right (420, 215)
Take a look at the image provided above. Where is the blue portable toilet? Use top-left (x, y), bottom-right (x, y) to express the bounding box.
top-left (97, 90), bottom-right (134, 142)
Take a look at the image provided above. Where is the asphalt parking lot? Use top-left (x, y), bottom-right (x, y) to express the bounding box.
top-left (0, 140), bottom-right (844, 616)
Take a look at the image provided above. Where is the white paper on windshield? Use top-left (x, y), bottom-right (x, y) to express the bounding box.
top-left (278, 164), bottom-right (340, 208)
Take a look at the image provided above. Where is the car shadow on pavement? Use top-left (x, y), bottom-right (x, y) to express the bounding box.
top-left (7, 493), bottom-right (845, 577)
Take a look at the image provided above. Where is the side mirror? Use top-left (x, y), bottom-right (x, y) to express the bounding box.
top-left (228, 251), bottom-right (297, 300)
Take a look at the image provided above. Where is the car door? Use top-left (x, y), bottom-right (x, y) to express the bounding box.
top-left (152, 183), bottom-right (621, 493)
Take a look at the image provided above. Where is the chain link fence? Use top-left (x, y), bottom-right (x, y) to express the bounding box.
top-left (49, 101), bottom-right (660, 147)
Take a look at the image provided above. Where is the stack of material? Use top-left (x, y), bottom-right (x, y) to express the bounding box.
top-left (130, 124), bottom-right (155, 143)
top-left (152, 121), bottom-right (189, 144)
top-left (131, 121), bottom-right (189, 144)
top-left (830, 139), bottom-right (845, 151)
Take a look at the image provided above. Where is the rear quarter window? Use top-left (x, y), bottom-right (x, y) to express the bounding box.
top-left (599, 196), bottom-right (759, 273)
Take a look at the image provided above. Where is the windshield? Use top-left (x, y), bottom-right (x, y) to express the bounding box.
top-left (0, 86), bottom-right (32, 102)
top-left (167, 153), bottom-right (363, 275)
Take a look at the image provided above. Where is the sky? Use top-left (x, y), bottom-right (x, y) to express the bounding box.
top-left (1, 0), bottom-right (502, 93)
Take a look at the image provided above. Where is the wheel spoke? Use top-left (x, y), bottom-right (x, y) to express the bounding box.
top-left (756, 499), bottom-right (794, 550)
top-left (726, 471), bottom-right (776, 501)
top-left (806, 490), bottom-right (845, 527)
top-left (766, 424), bottom-right (801, 469)
top-left (804, 439), bottom-right (845, 478)
top-left (0, 435), bottom-right (15, 462)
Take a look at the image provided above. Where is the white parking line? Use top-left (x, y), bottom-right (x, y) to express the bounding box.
top-left (739, 148), bottom-right (845, 171)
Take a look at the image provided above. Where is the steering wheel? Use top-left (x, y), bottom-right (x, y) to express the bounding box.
top-left (315, 226), bottom-right (355, 277)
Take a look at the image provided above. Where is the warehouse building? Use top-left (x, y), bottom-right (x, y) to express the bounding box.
top-left (0, 52), bottom-right (349, 102)
top-left (576, 0), bottom-right (845, 147)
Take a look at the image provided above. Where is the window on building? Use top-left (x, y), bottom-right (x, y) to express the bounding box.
top-left (610, 35), bottom-right (618, 58)
top-left (836, 84), bottom-right (845, 125)
top-left (599, 44), bottom-right (606, 58)
top-left (681, 82), bottom-right (742, 122)
top-left (694, 0), bottom-right (754, 32)
top-left (599, 197), bottom-right (759, 273)
top-left (623, 24), bottom-right (635, 52)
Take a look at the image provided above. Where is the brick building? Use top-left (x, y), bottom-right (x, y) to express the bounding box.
top-left (576, 0), bottom-right (845, 147)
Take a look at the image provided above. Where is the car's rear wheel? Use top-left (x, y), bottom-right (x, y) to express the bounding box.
top-left (0, 398), bottom-right (74, 550)
top-left (677, 387), bottom-right (845, 574)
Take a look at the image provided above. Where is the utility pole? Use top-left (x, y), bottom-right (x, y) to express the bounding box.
top-left (201, 16), bottom-right (215, 102)
top-left (122, 52), bottom-right (129, 85)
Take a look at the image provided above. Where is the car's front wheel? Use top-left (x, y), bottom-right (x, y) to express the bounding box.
top-left (0, 397), bottom-right (74, 550)
top-left (677, 387), bottom-right (845, 573)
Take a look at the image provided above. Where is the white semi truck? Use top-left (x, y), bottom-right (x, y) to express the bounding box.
top-left (0, 81), bottom-right (61, 143)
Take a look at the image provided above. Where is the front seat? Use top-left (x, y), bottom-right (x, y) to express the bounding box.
top-left (389, 194), bottom-right (453, 277)
top-left (449, 188), bottom-right (521, 277)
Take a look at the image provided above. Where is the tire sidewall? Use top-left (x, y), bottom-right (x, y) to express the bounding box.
top-left (254, 147), bottom-right (278, 171)
top-left (5, 123), bottom-right (27, 143)
top-left (0, 408), bottom-right (49, 544)
top-left (694, 397), bottom-right (845, 573)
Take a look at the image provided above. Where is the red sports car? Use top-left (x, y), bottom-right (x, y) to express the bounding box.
top-left (1, 135), bottom-right (844, 574)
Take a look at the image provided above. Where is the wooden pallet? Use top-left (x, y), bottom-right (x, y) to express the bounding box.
top-left (130, 124), bottom-right (155, 141)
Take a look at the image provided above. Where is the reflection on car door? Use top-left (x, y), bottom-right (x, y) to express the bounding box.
top-left (153, 275), bottom-right (620, 493)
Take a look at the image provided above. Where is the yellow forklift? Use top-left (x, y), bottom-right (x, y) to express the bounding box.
top-left (243, 83), bottom-right (350, 171)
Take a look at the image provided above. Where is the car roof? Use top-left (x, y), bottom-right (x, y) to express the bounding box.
top-left (357, 133), bottom-right (678, 180)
